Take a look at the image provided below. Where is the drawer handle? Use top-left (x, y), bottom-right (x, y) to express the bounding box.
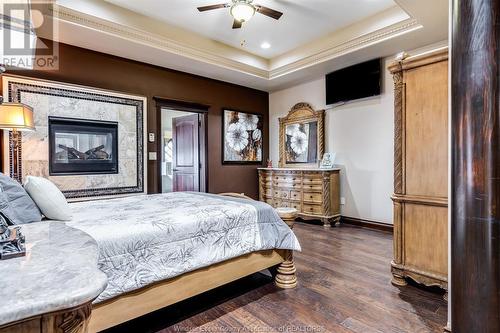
top-left (309, 195), bottom-right (313, 199)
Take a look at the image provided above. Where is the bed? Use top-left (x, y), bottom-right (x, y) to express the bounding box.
top-left (60, 192), bottom-right (301, 332)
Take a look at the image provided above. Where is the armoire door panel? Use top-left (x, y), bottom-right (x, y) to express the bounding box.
top-left (403, 203), bottom-right (448, 277)
top-left (404, 61), bottom-right (448, 197)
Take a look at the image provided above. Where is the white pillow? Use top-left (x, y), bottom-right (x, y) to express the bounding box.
top-left (24, 176), bottom-right (72, 221)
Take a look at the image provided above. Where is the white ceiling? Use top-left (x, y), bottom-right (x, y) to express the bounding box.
top-left (104, 0), bottom-right (396, 58)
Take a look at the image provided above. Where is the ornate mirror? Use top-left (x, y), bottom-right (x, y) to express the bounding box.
top-left (279, 103), bottom-right (325, 168)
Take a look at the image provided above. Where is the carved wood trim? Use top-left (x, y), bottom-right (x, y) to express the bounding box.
top-left (275, 209), bottom-right (298, 289)
top-left (258, 170), bottom-right (265, 202)
top-left (390, 62), bottom-right (405, 195)
top-left (321, 172), bottom-right (331, 215)
top-left (391, 194), bottom-right (448, 207)
top-left (392, 201), bottom-right (403, 266)
top-left (399, 48), bottom-right (448, 71)
top-left (56, 303), bottom-right (92, 333)
top-left (36, 302), bottom-right (92, 333)
top-left (278, 103), bottom-right (325, 168)
top-left (391, 261), bottom-right (448, 289)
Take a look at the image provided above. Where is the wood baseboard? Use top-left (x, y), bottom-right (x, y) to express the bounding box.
top-left (340, 216), bottom-right (393, 233)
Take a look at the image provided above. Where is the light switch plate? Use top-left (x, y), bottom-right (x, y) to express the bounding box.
top-left (148, 132), bottom-right (155, 142)
top-left (148, 152), bottom-right (157, 160)
top-left (340, 197), bottom-right (346, 205)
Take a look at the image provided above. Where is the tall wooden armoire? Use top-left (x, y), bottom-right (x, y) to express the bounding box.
top-left (389, 48), bottom-right (448, 296)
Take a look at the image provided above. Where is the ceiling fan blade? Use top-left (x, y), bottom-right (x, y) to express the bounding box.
top-left (197, 3), bottom-right (230, 12)
top-left (232, 19), bottom-right (242, 29)
top-left (255, 5), bottom-right (283, 20)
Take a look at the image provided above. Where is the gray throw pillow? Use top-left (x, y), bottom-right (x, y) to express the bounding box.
top-left (0, 173), bottom-right (42, 225)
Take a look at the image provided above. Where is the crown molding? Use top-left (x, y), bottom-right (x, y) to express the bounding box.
top-left (49, 5), bottom-right (270, 79)
top-left (269, 18), bottom-right (422, 79)
top-left (48, 4), bottom-right (421, 82)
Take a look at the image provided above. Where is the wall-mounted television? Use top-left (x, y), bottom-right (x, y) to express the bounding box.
top-left (325, 58), bottom-right (381, 105)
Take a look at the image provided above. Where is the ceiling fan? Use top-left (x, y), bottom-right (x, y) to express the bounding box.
top-left (197, 0), bottom-right (283, 29)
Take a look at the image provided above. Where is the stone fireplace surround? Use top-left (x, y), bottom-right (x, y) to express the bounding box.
top-left (2, 75), bottom-right (147, 199)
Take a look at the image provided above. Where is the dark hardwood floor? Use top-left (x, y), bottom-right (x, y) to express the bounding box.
top-left (105, 223), bottom-right (447, 333)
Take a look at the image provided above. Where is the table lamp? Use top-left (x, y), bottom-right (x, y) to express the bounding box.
top-left (0, 102), bottom-right (35, 182)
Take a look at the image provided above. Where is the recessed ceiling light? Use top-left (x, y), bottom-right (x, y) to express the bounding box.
top-left (261, 42), bottom-right (271, 49)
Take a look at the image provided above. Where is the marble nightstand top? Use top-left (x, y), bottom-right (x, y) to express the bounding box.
top-left (0, 221), bottom-right (107, 326)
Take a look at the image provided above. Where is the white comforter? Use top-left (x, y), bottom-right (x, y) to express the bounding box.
top-left (65, 192), bottom-right (301, 302)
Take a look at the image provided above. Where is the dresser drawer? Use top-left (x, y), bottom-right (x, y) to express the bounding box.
top-left (274, 190), bottom-right (290, 199)
top-left (303, 192), bottom-right (323, 203)
top-left (274, 200), bottom-right (290, 208)
top-left (303, 177), bottom-right (322, 185)
top-left (274, 182), bottom-right (301, 190)
top-left (274, 200), bottom-right (301, 210)
top-left (273, 174), bottom-right (300, 182)
top-left (273, 181), bottom-right (301, 189)
top-left (267, 199), bottom-right (282, 208)
top-left (303, 204), bottom-right (323, 215)
top-left (290, 190), bottom-right (301, 201)
top-left (302, 183), bottom-right (323, 192)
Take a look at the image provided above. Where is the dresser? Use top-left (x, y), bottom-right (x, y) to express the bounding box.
top-left (389, 48), bottom-right (448, 295)
top-left (258, 168), bottom-right (341, 227)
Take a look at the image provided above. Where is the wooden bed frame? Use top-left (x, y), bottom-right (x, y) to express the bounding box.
top-left (88, 193), bottom-right (298, 333)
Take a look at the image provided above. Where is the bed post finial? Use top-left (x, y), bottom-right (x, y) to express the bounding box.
top-left (275, 208), bottom-right (298, 289)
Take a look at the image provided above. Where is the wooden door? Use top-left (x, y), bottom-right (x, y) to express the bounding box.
top-left (172, 114), bottom-right (199, 192)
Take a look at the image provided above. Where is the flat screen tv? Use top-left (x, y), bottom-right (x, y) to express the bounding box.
top-left (325, 58), bottom-right (381, 105)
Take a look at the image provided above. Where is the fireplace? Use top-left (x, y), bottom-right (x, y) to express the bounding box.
top-left (49, 117), bottom-right (118, 175)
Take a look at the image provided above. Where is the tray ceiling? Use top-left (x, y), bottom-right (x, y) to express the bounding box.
top-left (103, 0), bottom-right (396, 58)
top-left (39, 0), bottom-right (448, 91)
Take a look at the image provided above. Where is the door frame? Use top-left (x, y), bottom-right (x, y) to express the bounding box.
top-left (154, 97), bottom-right (209, 194)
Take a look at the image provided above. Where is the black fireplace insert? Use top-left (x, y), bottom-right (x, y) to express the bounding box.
top-left (49, 117), bottom-right (118, 175)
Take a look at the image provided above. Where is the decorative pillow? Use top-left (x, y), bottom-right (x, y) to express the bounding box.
top-left (0, 173), bottom-right (42, 225)
top-left (23, 176), bottom-right (72, 221)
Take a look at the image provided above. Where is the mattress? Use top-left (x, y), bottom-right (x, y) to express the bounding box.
top-left (64, 192), bottom-right (301, 303)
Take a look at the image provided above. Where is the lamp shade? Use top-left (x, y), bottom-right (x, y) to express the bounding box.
top-left (0, 103), bottom-right (35, 131)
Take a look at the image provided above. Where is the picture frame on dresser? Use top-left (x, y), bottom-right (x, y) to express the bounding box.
top-left (222, 109), bottom-right (263, 164)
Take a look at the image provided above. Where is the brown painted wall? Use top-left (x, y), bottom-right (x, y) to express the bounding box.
top-left (2, 40), bottom-right (269, 198)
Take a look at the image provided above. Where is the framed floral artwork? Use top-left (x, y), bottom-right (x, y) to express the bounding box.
top-left (285, 122), bottom-right (317, 163)
top-left (222, 109), bottom-right (263, 164)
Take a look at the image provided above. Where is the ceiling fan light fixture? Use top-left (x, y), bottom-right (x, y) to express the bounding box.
top-left (230, 2), bottom-right (255, 22)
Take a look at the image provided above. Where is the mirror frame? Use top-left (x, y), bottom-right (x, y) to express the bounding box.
top-left (279, 103), bottom-right (325, 168)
